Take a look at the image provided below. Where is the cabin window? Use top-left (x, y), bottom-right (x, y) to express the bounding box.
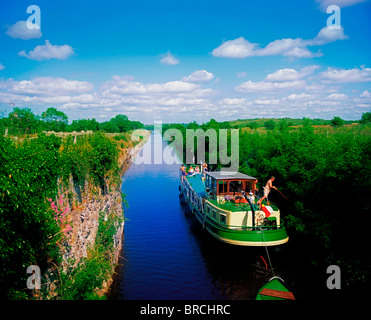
top-left (229, 181), bottom-right (242, 193)
top-left (218, 181), bottom-right (228, 194)
top-left (219, 214), bottom-right (226, 224)
top-left (212, 210), bottom-right (216, 220)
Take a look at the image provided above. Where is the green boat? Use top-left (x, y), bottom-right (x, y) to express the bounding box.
top-left (256, 277), bottom-right (295, 300)
top-left (179, 168), bottom-right (289, 247)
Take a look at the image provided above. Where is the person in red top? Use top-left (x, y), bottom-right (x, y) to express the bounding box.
top-left (257, 176), bottom-right (276, 205)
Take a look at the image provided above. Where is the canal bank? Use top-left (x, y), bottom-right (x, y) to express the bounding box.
top-left (44, 130), bottom-right (150, 299)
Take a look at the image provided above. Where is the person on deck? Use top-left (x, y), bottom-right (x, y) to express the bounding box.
top-left (257, 176), bottom-right (276, 205)
top-left (202, 162), bottom-right (208, 173)
top-left (180, 164), bottom-right (186, 180)
top-left (188, 166), bottom-right (194, 176)
top-left (195, 166), bottom-right (200, 174)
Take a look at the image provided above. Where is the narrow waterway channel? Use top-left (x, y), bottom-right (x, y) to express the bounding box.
top-left (111, 133), bottom-right (297, 300)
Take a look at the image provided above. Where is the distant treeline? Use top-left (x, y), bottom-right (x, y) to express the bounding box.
top-left (146, 113), bottom-right (370, 131)
top-left (0, 107), bottom-right (143, 135)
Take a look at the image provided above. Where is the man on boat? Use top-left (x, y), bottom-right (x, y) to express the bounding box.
top-left (257, 176), bottom-right (276, 205)
top-left (180, 164), bottom-right (186, 180)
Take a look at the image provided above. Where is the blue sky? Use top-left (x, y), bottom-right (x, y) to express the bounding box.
top-left (0, 0), bottom-right (370, 123)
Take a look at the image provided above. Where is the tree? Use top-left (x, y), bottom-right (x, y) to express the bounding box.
top-left (360, 112), bottom-right (371, 125)
top-left (8, 107), bottom-right (40, 134)
top-left (247, 122), bottom-right (259, 130)
top-left (264, 119), bottom-right (275, 130)
top-left (41, 107), bottom-right (68, 132)
top-left (278, 119), bottom-right (289, 132)
top-left (68, 118), bottom-right (99, 132)
top-left (330, 116), bottom-right (345, 127)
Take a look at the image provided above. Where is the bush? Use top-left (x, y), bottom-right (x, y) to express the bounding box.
top-left (330, 116), bottom-right (345, 127)
top-left (264, 119), bottom-right (275, 130)
top-left (238, 125), bottom-right (370, 291)
top-left (0, 134), bottom-right (62, 298)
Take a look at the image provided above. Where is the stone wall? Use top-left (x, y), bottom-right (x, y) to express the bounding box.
top-left (51, 132), bottom-right (149, 297)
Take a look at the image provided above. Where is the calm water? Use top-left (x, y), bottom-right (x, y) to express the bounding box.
top-left (112, 133), bottom-right (295, 300)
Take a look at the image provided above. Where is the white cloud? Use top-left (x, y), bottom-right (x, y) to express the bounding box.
top-left (18, 40), bottom-right (74, 61)
top-left (320, 67), bottom-right (371, 83)
top-left (360, 90), bottom-right (371, 98)
top-left (6, 20), bottom-right (42, 40)
top-left (326, 93), bottom-right (348, 100)
top-left (0, 63), bottom-right (4, 71)
top-left (235, 80), bottom-right (306, 93)
top-left (1, 77), bottom-right (93, 96)
top-left (219, 98), bottom-right (249, 105)
top-left (316, 0), bottom-right (367, 11)
top-left (254, 98), bottom-right (280, 105)
top-left (160, 51), bottom-right (180, 65)
top-left (211, 37), bottom-right (258, 59)
top-left (102, 77), bottom-right (199, 95)
top-left (286, 93), bottom-right (317, 101)
top-left (283, 47), bottom-right (322, 58)
top-left (258, 38), bottom-right (304, 57)
top-left (211, 26), bottom-right (348, 59)
top-left (265, 66), bottom-right (320, 82)
top-left (182, 70), bottom-right (214, 82)
top-left (309, 27), bottom-right (348, 46)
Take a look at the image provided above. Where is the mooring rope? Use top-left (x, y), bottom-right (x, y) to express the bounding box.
top-left (260, 228), bottom-right (276, 277)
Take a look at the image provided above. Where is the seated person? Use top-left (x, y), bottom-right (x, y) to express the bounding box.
top-left (187, 166), bottom-right (194, 176)
top-left (195, 166), bottom-right (200, 173)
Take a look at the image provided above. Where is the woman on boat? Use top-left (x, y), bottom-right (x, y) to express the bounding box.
top-left (195, 166), bottom-right (200, 174)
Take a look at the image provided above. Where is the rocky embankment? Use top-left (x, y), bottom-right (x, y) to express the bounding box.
top-left (46, 131), bottom-right (149, 298)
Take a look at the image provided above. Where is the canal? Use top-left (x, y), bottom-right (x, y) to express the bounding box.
top-left (111, 133), bottom-right (298, 300)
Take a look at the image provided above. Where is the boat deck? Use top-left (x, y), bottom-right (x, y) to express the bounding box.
top-left (185, 173), bottom-right (279, 212)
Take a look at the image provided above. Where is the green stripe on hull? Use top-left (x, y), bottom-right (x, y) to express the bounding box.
top-left (192, 204), bottom-right (289, 247)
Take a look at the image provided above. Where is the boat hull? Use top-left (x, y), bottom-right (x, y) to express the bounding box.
top-left (180, 188), bottom-right (289, 247)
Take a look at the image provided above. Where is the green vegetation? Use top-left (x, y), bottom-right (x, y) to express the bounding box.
top-left (0, 133), bottom-right (63, 298)
top-left (330, 116), bottom-right (345, 127)
top-left (0, 107), bottom-right (143, 136)
top-left (163, 114), bottom-right (371, 293)
top-left (0, 107), bottom-right (143, 299)
top-left (227, 116), bottom-right (358, 129)
top-left (238, 120), bottom-right (370, 290)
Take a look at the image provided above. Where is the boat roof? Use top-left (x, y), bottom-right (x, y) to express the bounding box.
top-left (206, 171), bottom-right (256, 181)
top-left (186, 174), bottom-right (207, 196)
